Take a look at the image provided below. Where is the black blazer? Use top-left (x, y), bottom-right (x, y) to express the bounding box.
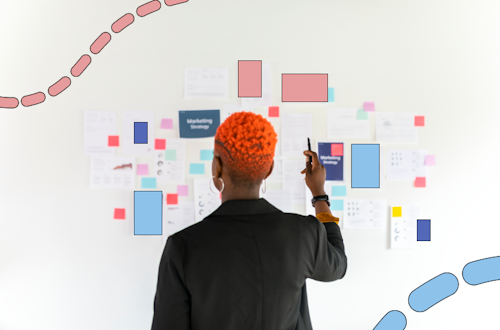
top-left (151, 198), bottom-right (347, 330)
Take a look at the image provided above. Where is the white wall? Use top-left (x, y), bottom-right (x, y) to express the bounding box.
top-left (1, 0), bottom-right (500, 329)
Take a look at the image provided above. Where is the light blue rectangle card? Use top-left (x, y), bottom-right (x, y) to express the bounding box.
top-left (141, 177), bottom-right (157, 189)
top-left (190, 163), bottom-right (205, 175)
top-left (331, 185), bottom-right (347, 197)
top-left (330, 199), bottom-right (344, 211)
top-left (200, 149), bottom-right (214, 161)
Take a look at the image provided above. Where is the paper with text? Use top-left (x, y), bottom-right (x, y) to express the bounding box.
top-left (281, 113), bottom-right (313, 158)
top-left (154, 139), bottom-right (186, 183)
top-left (90, 156), bottom-right (135, 189)
top-left (391, 205), bottom-right (420, 249)
top-left (163, 200), bottom-right (196, 246)
top-left (327, 108), bottom-right (369, 139)
top-left (386, 149), bottom-right (428, 180)
top-left (376, 112), bottom-right (418, 143)
top-left (185, 68), bottom-right (229, 99)
top-left (84, 111), bottom-right (116, 156)
top-left (193, 178), bottom-right (222, 223)
top-left (343, 199), bottom-right (387, 230)
top-left (122, 111), bottom-right (155, 156)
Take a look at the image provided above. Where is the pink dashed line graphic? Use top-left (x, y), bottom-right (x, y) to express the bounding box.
top-left (0, 0), bottom-right (189, 109)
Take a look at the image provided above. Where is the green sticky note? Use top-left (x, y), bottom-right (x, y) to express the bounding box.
top-left (357, 109), bottom-right (368, 120)
top-left (331, 185), bottom-right (347, 197)
top-left (328, 87), bottom-right (334, 102)
top-left (189, 163), bottom-right (205, 175)
top-left (164, 149), bottom-right (176, 161)
top-left (141, 177), bottom-right (157, 189)
top-left (200, 149), bottom-right (214, 161)
top-left (330, 199), bottom-right (344, 211)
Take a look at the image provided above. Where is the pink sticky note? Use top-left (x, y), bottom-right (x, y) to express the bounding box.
top-left (166, 194), bottom-right (178, 205)
top-left (177, 185), bottom-right (189, 196)
top-left (268, 106), bottom-right (280, 117)
top-left (114, 208), bottom-right (125, 220)
top-left (425, 155), bottom-right (436, 166)
top-left (363, 102), bottom-right (375, 112)
top-left (155, 139), bottom-right (166, 150)
top-left (161, 118), bottom-right (173, 129)
top-left (415, 116), bottom-right (425, 126)
top-left (108, 135), bottom-right (119, 147)
top-left (137, 164), bottom-right (149, 175)
top-left (415, 177), bottom-right (426, 188)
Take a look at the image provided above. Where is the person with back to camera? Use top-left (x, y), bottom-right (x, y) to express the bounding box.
top-left (151, 111), bottom-right (347, 330)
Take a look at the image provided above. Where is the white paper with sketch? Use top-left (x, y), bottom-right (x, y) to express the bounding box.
top-left (282, 159), bottom-right (307, 204)
top-left (343, 199), bottom-right (387, 230)
top-left (327, 108), bottom-right (369, 139)
top-left (83, 110), bottom-right (116, 156)
top-left (154, 139), bottom-right (186, 183)
top-left (185, 68), bottom-right (229, 99)
top-left (281, 113), bottom-right (313, 158)
top-left (163, 200), bottom-right (196, 246)
top-left (241, 62), bottom-right (273, 108)
top-left (376, 112), bottom-right (418, 143)
top-left (391, 205), bottom-right (420, 249)
top-left (90, 156), bottom-right (135, 189)
top-left (122, 111), bottom-right (155, 156)
top-left (386, 149), bottom-right (428, 180)
top-left (261, 189), bottom-right (293, 213)
top-left (193, 178), bottom-right (222, 223)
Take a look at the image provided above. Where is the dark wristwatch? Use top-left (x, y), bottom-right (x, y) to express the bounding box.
top-left (311, 195), bottom-right (330, 208)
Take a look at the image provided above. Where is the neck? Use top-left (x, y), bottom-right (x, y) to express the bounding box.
top-left (220, 185), bottom-right (261, 204)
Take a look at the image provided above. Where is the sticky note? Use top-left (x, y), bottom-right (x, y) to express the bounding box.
top-left (392, 206), bottom-right (402, 217)
top-left (161, 118), bottom-right (173, 129)
top-left (137, 164), bottom-right (149, 175)
top-left (363, 102), bottom-right (375, 112)
top-left (108, 135), bottom-right (119, 147)
top-left (351, 144), bottom-right (380, 188)
top-left (331, 185), bottom-right (347, 197)
top-left (200, 149), bottom-right (214, 161)
top-left (238, 60), bottom-right (262, 97)
top-left (177, 185), bottom-right (188, 196)
top-left (331, 143), bottom-right (343, 156)
top-left (330, 199), bottom-right (344, 211)
top-left (141, 177), bottom-right (157, 189)
top-left (166, 193), bottom-right (178, 205)
top-left (282, 74), bottom-right (328, 102)
top-left (190, 163), bottom-right (205, 175)
top-left (134, 122), bottom-right (148, 144)
top-left (164, 149), bottom-right (176, 161)
top-left (269, 106), bottom-right (279, 117)
top-left (357, 109), bottom-right (368, 120)
top-left (134, 191), bottom-right (162, 235)
top-left (415, 177), bottom-right (426, 188)
top-left (328, 87), bottom-right (334, 102)
top-left (155, 139), bottom-right (166, 150)
top-left (114, 208), bottom-right (125, 219)
top-left (415, 116), bottom-right (425, 127)
top-left (425, 155), bottom-right (436, 166)
top-left (417, 220), bottom-right (431, 241)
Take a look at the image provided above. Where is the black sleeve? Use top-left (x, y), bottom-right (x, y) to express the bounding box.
top-left (309, 216), bottom-right (348, 282)
top-left (151, 235), bottom-right (191, 330)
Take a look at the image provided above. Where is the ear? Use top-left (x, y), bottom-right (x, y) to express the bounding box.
top-left (264, 159), bottom-right (274, 179)
top-left (214, 155), bottom-right (223, 176)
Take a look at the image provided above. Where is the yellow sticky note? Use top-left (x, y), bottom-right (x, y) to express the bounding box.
top-left (392, 207), bottom-right (402, 217)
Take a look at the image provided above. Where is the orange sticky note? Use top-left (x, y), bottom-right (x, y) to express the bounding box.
top-left (268, 106), bottom-right (280, 117)
top-left (415, 177), bottom-right (426, 187)
top-left (155, 139), bottom-right (166, 150)
top-left (166, 193), bottom-right (178, 205)
top-left (415, 116), bottom-right (425, 127)
top-left (114, 208), bottom-right (125, 219)
top-left (108, 135), bottom-right (120, 147)
top-left (331, 143), bottom-right (343, 156)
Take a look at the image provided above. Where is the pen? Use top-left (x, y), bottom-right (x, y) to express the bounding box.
top-left (307, 137), bottom-right (312, 163)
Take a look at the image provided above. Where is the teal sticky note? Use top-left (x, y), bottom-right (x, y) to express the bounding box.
top-left (330, 199), bottom-right (344, 211)
top-left (328, 87), bottom-right (334, 102)
top-left (164, 149), bottom-right (176, 161)
top-left (141, 177), bottom-right (157, 189)
top-left (357, 109), bottom-right (368, 120)
top-left (331, 185), bottom-right (347, 197)
top-left (200, 149), bottom-right (214, 161)
top-left (189, 163), bottom-right (205, 175)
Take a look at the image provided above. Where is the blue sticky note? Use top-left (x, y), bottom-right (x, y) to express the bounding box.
top-left (328, 87), bottom-right (334, 102)
top-left (190, 163), bottom-right (205, 175)
top-left (330, 199), bottom-right (344, 211)
top-left (351, 144), bottom-right (380, 188)
top-left (134, 122), bottom-right (148, 144)
top-left (134, 191), bottom-right (162, 235)
top-left (200, 149), bottom-right (214, 161)
top-left (417, 219), bottom-right (431, 241)
top-left (331, 185), bottom-right (347, 197)
top-left (141, 177), bottom-right (157, 189)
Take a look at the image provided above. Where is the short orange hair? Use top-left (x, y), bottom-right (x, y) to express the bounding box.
top-left (214, 111), bottom-right (278, 188)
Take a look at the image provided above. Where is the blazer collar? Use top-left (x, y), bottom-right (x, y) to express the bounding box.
top-left (208, 198), bottom-right (281, 217)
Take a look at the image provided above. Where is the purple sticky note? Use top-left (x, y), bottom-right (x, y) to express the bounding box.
top-left (161, 118), bottom-right (173, 129)
top-left (137, 164), bottom-right (149, 175)
top-left (363, 102), bottom-right (375, 112)
top-left (177, 184), bottom-right (189, 196)
top-left (425, 155), bottom-right (436, 166)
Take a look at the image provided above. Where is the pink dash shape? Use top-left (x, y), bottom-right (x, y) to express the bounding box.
top-left (137, 1), bottom-right (161, 17)
top-left (71, 55), bottom-right (92, 77)
top-left (112, 13), bottom-right (135, 33)
top-left (0, 96), bottom-right (19, 109)
top-left (48, 76), bottom-right (71, 96)
top-left (90, 32), bottom-right (111, 54)
top-left (282, 74), bottom-right (328, 102)
top-left (239, 60), bottom-right (262, 97)
top-left (21, 92), bottom-right (45, 107)
top-left (165, 0), bottom-right (188, 6)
